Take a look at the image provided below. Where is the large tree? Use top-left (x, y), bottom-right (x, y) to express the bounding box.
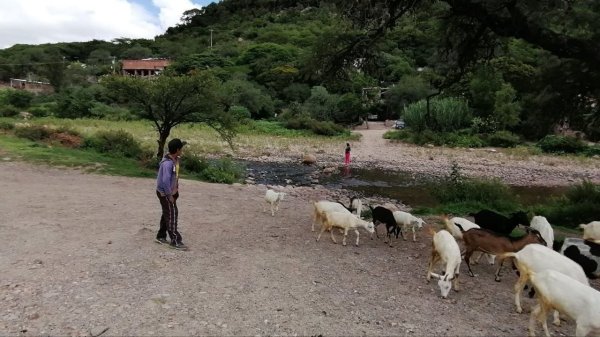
top-left (103, 71), bottom-right (239, 158)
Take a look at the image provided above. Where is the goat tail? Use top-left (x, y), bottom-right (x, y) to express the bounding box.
top-left (499, 252), bottom-right (518, 260)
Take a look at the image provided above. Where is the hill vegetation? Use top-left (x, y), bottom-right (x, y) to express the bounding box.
top-left (0, 0), bottom-right (599, 147)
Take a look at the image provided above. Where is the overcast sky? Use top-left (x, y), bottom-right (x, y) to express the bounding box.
top-left (0, 0), bottom-right (214, 49)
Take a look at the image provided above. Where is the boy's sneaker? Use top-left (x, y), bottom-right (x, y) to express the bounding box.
top-left (169, 242), bottom-right (189, 251)
top-left (155, 238), bottom-right (169, 245)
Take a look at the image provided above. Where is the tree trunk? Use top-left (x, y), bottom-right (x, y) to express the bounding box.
top-left (156, 128), bottom-right (171, 159)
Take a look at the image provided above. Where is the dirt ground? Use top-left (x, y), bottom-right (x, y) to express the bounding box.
top-left (1, 160), bottom-right (599, 336)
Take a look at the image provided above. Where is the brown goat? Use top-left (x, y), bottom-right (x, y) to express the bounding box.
top-left (458, 226), bottom-right (546, 281)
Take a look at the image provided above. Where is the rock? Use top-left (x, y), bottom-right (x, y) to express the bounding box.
top-left (302, 154), bottom-right (317, 165)
top-left (245, 179), bottom-right (256, 184)
top-left (90, 327), bottom-right (109, 337)
top-left (322, 167), bottom-right (336, 174)
top-left (27, 313), bottom-right (40, 320)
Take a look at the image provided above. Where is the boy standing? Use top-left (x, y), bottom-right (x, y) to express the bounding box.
top-left (155, 138), bottom-right (188, 250)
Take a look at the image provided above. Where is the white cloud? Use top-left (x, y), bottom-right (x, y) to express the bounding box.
top-left (0, 0), bottom-right (205, 49)
top-left (152, 0), bottom-right (205, 32)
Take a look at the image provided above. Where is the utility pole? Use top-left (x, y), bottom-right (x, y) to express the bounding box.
top-left (209, 29), bottom-right (213, 49)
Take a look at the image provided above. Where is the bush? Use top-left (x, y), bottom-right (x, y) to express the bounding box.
top-left (537, 135), bottom-right (587, 154)
top-left (583, 145), bottom-right (600, 157)
top-left (6, 89), bottom-right (34, 108)
top-left (0, 105), bottom-right (20, 117)
top-left (282, 114), bottom-right (347, 136)
top-left (90, 103), bottom-right (137, 121)
top-left (83, 130), bottom-right (142, 158)
top-left (14, 125), bottom-right (52, 141)
top-left (403, 97), bottom-right (471, 133)
top-left (430, 162), bottom-right (519, 212)
top-left (183, 155), bottom-right (245, 184)
top-left (486, 130), bottom-right (521, 148)
top-left (532, 180), bottom-right (600, 228)
top-left (28, 105), bottom-right (53, 117)
top-left (0, 121), bottom-right (15, 130)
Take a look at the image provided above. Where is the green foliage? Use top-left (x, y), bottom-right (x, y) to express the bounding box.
top-left (430, 161), bottom-right (519, 212)
top-left (90, 102), bottom-right (137, 121)
top-left (532, 180), bottom-right (600, 228)
top-left (0, 105), bottom-right (19, 117)
top-left (5, 89), bottom-right (34, 108)
top-left (0, 120), bottom-right (15, 130)
top-left (384, 129), bottom-right (485, 148)
top-left (486, 131), bottom-right (521, 148)
top-left (537, 135), bottom-right (587, 154)
top-left (14, 125), bottom-right (52, 141)
top-left (385, 75), bottom-right (430, 115)
top-left (82, 130), bottom-right (142, 159)
top-left (281, 112), bottom-right (348, 136)
top-left (493, 83), bottom-right (521, 129)
top-left (53, 87), bottom-right (96, 118)
top-left (403, 97), bottom-right (471, 133)
top-left (221, 79), bottom-right (274, 119)
top-left (182, 155), bottom-right (245, 184)
top-left (29, 104), bottom-right (53, 117)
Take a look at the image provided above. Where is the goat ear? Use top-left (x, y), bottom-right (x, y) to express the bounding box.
top-left (430, 272), bottom-right (441, 279)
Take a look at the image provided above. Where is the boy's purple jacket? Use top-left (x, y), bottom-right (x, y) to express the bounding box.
top-left (156, 155), bottom-right (177, 196)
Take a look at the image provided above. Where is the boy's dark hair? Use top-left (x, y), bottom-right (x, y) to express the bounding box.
top-left (168, 138), bottom-right (187, 154)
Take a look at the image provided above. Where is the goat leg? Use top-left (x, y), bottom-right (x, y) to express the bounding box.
top-left (464, 250), bottom-right (475, 277)
top-left (494, 256), bottom-right (505, 282)
top-left (354, 228), bottom-right (360, 246)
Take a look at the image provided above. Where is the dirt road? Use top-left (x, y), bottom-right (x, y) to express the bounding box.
top-left (2, 161), bottom-right (598, 336)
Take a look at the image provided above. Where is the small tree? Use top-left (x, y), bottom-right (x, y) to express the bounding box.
top-left (103, 71), bottom-right (238, 158)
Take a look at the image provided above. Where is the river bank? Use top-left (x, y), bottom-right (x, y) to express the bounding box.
top-left (235, 122), bottom-right (600, 187)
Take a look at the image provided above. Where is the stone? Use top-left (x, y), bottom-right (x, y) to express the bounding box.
top-left (302, 154), bottom-right (317, 165)
top-left (90, 327), bottom-right (109, 337)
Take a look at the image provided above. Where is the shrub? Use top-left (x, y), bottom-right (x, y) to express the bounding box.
top-left (0, 105), bottom-right (20, 117)
top-left (282, 114), bottom-right (347, 136)
top-left (6, 89), bottom-right (34, 108)
top-left (14, 125), bottom-right (52, 141)
top-left (537, 135), bottom-right (587, 154)
top-left (183, 155), bottom-right (245, 184)
top-left (430, 161), bottom-right (519, 212)
top-left (28, 105), bottom-right (52, 117)
top-left (83, 130), bottom-right (142, 158)
top-left (403, 97), bottom-right (471, 132)
top-left (583, 145), bottom-right (600, 157)
top-left (486, 130), bottom-right (521, 148)
top-left (90, 103), bottom-right (137, 121)
top-left (0, 121), bottom-right (15, 130)
top-left (532, 180), bottom-right (600, 228)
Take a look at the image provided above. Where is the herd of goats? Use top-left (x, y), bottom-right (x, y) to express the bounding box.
top-left (263, 189), bottom-right (600, 337)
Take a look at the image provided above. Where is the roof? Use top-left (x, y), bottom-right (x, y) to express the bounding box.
top-left (121, 59), bottom-right (171, 70)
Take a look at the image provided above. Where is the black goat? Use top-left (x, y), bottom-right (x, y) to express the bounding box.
top-left (368, 205), bottom-right (401, 245)
top-left (469, 209), bottom-right (530, 236)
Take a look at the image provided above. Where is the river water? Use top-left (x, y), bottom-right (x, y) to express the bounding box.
top-left (242, 160), bottom-right (567, 207)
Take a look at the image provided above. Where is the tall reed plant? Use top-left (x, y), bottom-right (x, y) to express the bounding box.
top-left (403, 97), bottom-right (471, 133)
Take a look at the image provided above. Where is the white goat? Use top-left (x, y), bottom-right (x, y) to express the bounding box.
top-left (393, 211), bottom-right (425, 242)
top-left (442, 215), bottom-right (495, 265)
top-left (580, 221), bottom-right (600, 243)
top-left (312, 200), bottom-right (352, 232)
top-left (264, 189), bottom-right (286, 216)
top-left (316, 211), bottom-right (375, 246)
top-left (527, 270), bottom-right (600, 337)
top-left (530, 216), bottom-right (555, 248)
top-left (502, 244), bottom-right (588, 326)
top-left (426, 229), bottom-right (462, 298)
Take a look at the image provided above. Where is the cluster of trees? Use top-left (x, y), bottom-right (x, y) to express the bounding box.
top-left (0, 0), bottom-right (598, 144)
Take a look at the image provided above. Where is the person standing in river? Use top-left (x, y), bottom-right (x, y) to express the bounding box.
top-left (344, 142), bottom-right (351, 165)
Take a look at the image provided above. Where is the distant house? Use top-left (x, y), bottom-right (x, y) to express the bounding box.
top-left (121, 58), bottom-right (171, 76)
top-left (8, 78), bottom-right (54, 94)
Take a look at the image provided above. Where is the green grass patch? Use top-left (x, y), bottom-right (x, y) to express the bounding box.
top-left (0, 134), bottom-right (156, 177)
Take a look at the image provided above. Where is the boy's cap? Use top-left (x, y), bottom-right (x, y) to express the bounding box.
top-left (168, 138), bottom-right (187, 153)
